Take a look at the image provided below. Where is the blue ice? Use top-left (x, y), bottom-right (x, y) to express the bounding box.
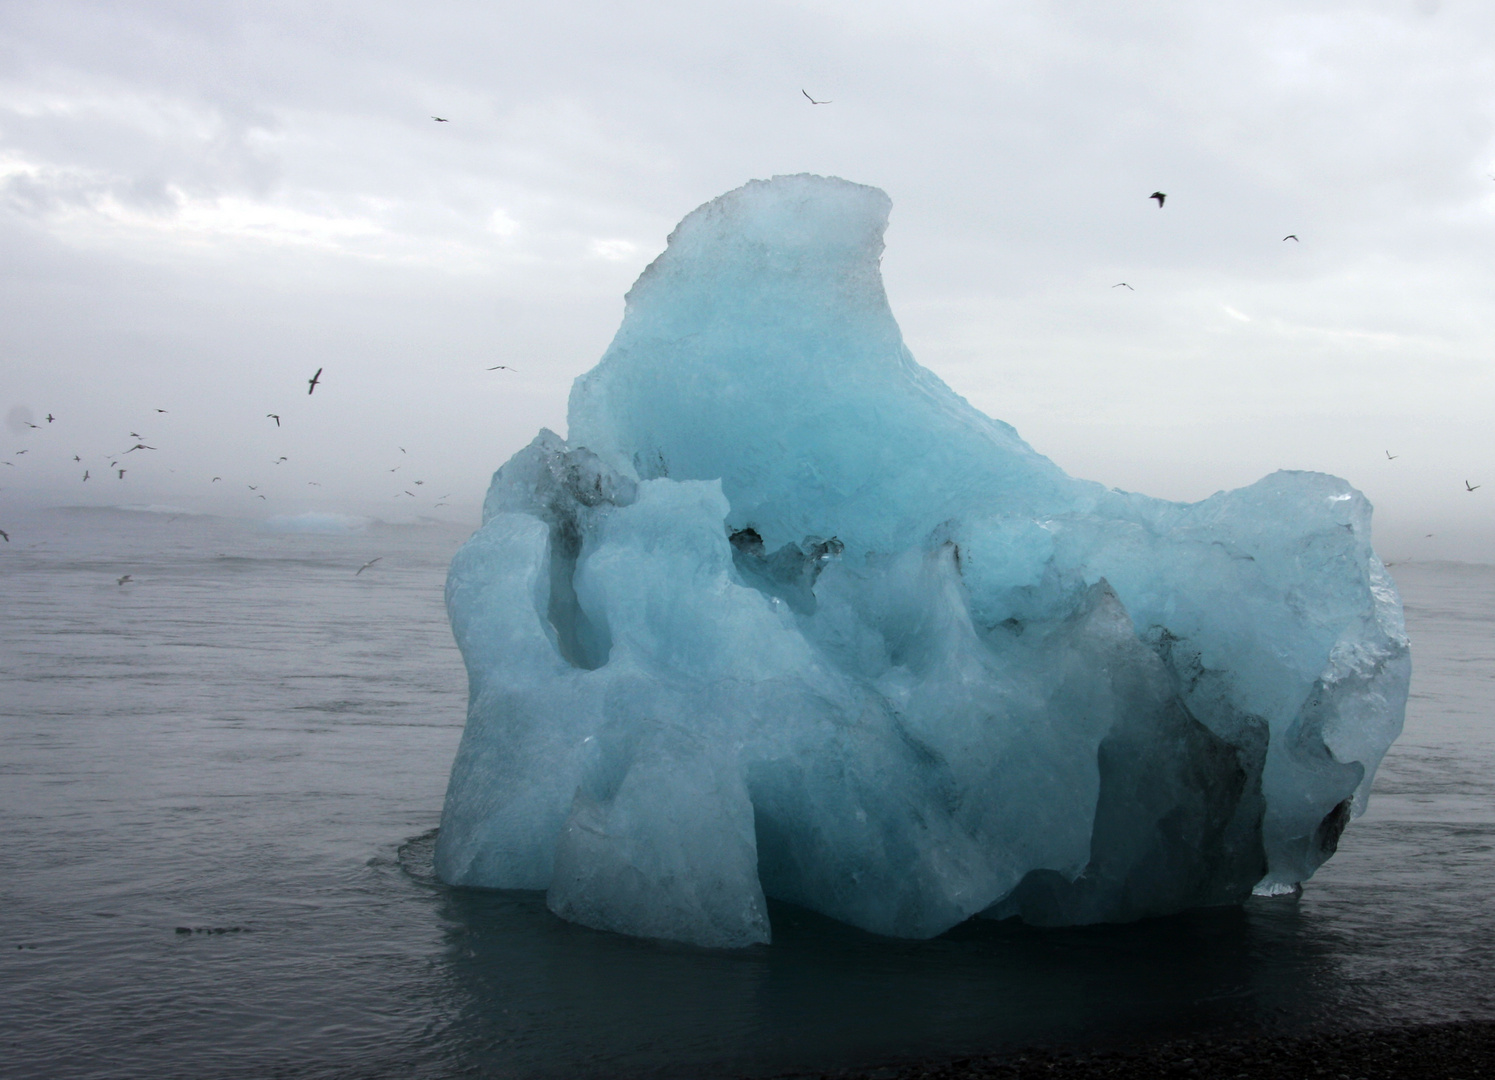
top-left (435, 175), bottom-right (1409, 947)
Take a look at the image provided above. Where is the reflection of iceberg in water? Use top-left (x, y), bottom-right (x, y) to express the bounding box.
top-left (434, 174), bottom-right (1410, 948)
top-left (405, 830), bottom-right (1357, 1078)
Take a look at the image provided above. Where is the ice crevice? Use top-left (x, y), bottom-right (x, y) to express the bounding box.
top-left (434, 174), bottom-right (1410, 948)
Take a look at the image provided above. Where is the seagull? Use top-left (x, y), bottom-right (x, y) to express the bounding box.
top-left (257, 494), bottom-right (266, 500)
top-left (307, 368), bottom-right (322, 395)
top-left (212, 477), bottom-right (221, 482)
top-left (432, 116), bottom-right (449, 122)
top-left (414, 480), bottom-right (424, 485)
top-left (83, 470), bottom-right (89, 481)
top-left (123, 444), bottom-right (155, 453)
top-left (308, 481), bottom-right (321, 486)
top-left (389, 466), bottom-right (400, 472)
top-left (399, 447), bottom-right (406, 454)
top-left (802, 90), bottom-right (832, 105)
top-left (1466, 480), bottom-right (1481, 491)
top-left (1150, 191), bottom-right (1166, 207)
top-left (267, 414), bottom-right (280, 427)
top-left (274, 457), bottom-right (287, 464)
top-left (486, 365), bottom-right (516, 371)
top-left (14, 449), bottom-right (26, 455)
top-left (156, 408), bottom-right (168, 413)
top-left (404, 490), bottom-right (415, 497)
top-left (1112, 283), bottom-right (1134, 290)
top-left (355, 557), bottom-right (383, 575)
top-left (433, 502), bottom-right (448, 508)
top-left (117, 574), bottom-right (131, 585)
top-left (46, 414), bottom-right (54, 423)
top-left (130, 432), bottom-right (141, 439)
top-left (0, 529), bottom-right (8, 542)
top-left (247, 484), bottom-right (258, 491)
top-left (116, 469), bottom-right (125, 479)
top-left (1283, 234), bottom-right (1299, 242)
top-left (1386, 451), bottom-right (1398, 460)
top-left (22, 421), bottom-right (38, 429)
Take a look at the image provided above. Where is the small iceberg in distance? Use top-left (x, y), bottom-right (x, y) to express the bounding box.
top-left (435, 174), bottom-right (1409, 948)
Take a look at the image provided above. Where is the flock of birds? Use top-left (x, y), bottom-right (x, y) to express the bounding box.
top-left (0, 361), bottom-right (525, 573)
top-left (0, 99), bottom-right (1487, 560)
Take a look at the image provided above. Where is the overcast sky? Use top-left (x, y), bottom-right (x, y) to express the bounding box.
top-left (2, 0), bottom-right (1493, 559)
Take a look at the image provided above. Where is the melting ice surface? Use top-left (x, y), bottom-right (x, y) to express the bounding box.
top-left (436, 175), bottom-right (1410, 948)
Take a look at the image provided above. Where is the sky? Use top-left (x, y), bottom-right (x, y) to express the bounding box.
top-left (1, 0), bottom-right (1493, 560)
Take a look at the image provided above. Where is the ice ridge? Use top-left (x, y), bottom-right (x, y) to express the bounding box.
top-left (435, 174), bottom-right (1410, 947)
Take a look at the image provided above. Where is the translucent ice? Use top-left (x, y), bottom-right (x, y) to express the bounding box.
top-left (435, 175), bottom-right (1409, 947)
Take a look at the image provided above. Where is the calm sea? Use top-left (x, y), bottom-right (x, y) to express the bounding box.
top-left (1, 507), bottom-right (1491, 1079)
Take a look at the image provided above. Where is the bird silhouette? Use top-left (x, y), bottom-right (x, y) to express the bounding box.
top-left (116, 469), bottom-right (125, 479)
top-left (117, 574), bottom-right (131, 585)
top-left (307, 368), bottom-right (322, 395)
top-left (212, 477), bottom-right (221, 482)
top-left (83, 470), bottom-right (89, 481)
top-left (1150, 191), bottom-right (1166, 207)
top-left (22, 421), bottom-right (38, 429)
top-left (123, 444), bottom-right (155, 453)
top-left (0, 529), bottom-right (8, 542)
top-left (267, 414), bottom-right (280, 426)
top-left (156, 408), bottom-right (168, 413)
top-left (46, 414), bottom-right (54, 423)
top-left (274, 457), bottom-right (287, 464)
top-left (1386, 451), bottom-right (1398, 460)
top-left (1283, 235), bottom-right (1299, 242)
top-left (247, 484), bottom-right (258, 491)
top-left (802, 90), bottom-right (832, 105)
top-left (1466, 480), bottom-right (1481, 492)
top-left (355, 557), bottom-right (383, 576)
top-left (486, 365), bottom-right (516, 371)
top-left (432, 116), bottom-right (449, 122)
top-left (73, 455), bottom-right (80, 462)
top-left (1112, 283), bottom-right (1134, 290)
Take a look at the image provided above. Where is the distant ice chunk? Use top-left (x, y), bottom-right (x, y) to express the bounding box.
top-left (435, 175), bottom-right (1409, 946)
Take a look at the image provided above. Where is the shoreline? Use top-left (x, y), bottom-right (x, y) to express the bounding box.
top-left (791, 1019), bottom-right (1495, 1080)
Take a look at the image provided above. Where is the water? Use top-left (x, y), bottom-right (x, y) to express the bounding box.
top-left (1, 507), bottom-right (1492, 1079)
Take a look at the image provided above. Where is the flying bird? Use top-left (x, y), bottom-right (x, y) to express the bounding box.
top-left (1386, 451), bottom-right (1398, 460)
top-left (123, 444), bottom-right (155, 453)
top-left (308, 481), bottom-right (321, 486)
top-left (22, 421), bottom-right (38, 429)
top-left (274, 457), bottom-right (287, 464)
top-left (267, 414), bottom-right (280, 426)
top-left (257, 494), bottom-right (266, 500)
top-left (156, 408), bottom-right (168, 413)
top-left (486, 365), bottom-right (516, 371)
top-left (14, 449), bottom-right (26, 455)
top-left (0, 529), bottom-right (8, 542)
top-left (83, 470), bottom-right (89, 481)
top-left (399, 447), bottom-right (406, 454)
top-left (414, 480), bottom-right (424, 485)
top-left (307, 368), bottom-right (323, 395)
top-left (116, 469), bottom-right (125, 479)
top-left (212, 477), bottom-right (221, 482)
top-left (130, 432), bottom-right (141, 438)
top-left (117, 575), bottom-right (131, 585)
top-left (355, 557), bottom-right (383, 576)
top-left (1112, 283), bottom-right (1134, 290)
top-left (1150, 191), bottom-right (1166, 207)
top-left (1283, 235), bottom-right (1299, 242)
top-left (247, 484), bottom-right (258, 490)
top-left (802, 90), bottom-right (832, 105)
top-left (1466, 480), bottom-right (1481, 492)
top-left (432, 116), bottom-right (449, 122)
top-left (46, 415), bottom-right (54, 423)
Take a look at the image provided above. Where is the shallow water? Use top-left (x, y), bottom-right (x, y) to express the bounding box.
top-left (1, 508), bottom-right (1491, 1079)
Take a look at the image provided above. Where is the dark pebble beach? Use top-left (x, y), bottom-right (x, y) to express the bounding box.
top-left (797, 1020), bottom-right (1495, 1080)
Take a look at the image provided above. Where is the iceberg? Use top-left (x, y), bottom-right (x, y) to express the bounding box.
top-left (435, 175), bottom-right (1409, 947)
